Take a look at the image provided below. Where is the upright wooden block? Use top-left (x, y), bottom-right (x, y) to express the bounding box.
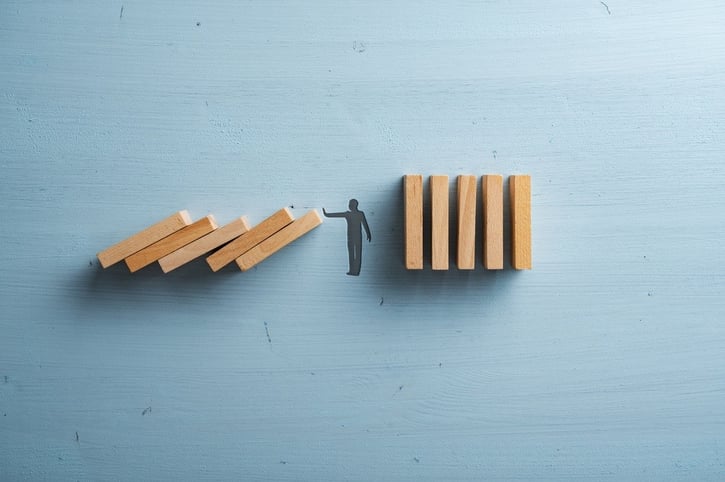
top-left (404, 174), bottom-right (423, 270)
top-left (236, 210), bottom-right (323, 271)
top-left (158, 216), bottom-right (250, 273)
top-left (97, 211), bottom-right (192, 268)
top-left (457, 175), bottom-right (477, 269)
top-left (125, 216), bottom-right (217, 273)
top-left (483, 175), bottom-right (504, 270)
top-left (510, 175), bottom-right (532, 270)
top-left (206, 207), bottom-right (294, 272)
top-left (430, 175), bottom-right (449, 270)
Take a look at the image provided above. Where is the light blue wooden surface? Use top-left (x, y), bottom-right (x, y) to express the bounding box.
top-left (2, 1), bottom-right (725, 480)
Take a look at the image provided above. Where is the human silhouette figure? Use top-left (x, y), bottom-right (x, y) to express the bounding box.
top-left (323, 199), bottom-right (371, 276)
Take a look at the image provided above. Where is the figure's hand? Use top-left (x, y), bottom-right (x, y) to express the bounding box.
top-left (322, 207), bottom-right (327, 216)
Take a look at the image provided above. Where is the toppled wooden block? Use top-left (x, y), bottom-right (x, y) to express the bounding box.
top-left (404, 174), bottom-right (423, 270)
top-left (510, 175), bottom-right (532, 270)
top-left (97, 211), bottom-right (192, 268)
top-left (457, 175), bottom-right (477, 269)
top-left (125, 215), bottom-right (217, 272)
top-left (236, 209), bottom-right (323, 271)
top-left (158, 216), bottom-right (250, 273)
top-left (206, 208), bottom-right (294, 272)
top-left (430, 175), bottom-right (449, 270)
top-left (483, 174), bottom-right (503, 270)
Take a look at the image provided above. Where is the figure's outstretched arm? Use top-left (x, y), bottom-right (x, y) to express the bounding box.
top-left (322, 208), bottom-right (345, 218)
top-left (362, 213), bottom-right (372, 242)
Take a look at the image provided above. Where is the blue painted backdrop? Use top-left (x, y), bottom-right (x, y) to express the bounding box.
top-left (2, 1), bottom-right (725, 480)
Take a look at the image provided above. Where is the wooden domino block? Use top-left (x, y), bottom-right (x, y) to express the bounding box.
top-left (125, 215), bottom-right (217, 272)
top-left (510, 175), bottom-right (532, 270)
top-left (457, 175), bottom-right (477, 269)
top-left (483, 174), bottom-right (504, 270)
top-left (404, 174), bottom-right (423, 270)
top-left (206, 207), bottom-right (294, 272)
top-left (430, 175), bottom-right (449, 270)
top-left (236, 209), bottom-right (323, 271)
top-left (158, 216), bottom-right (250, 273)
top-left (97, 211), bottom-right (192, 268)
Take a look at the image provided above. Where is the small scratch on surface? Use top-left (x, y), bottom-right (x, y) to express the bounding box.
top-left (600, 1), bottom-right (611, 15)
top-left (264, 321), bottom-right (272, 344)
top-left (413, 457), bottom-right (420, 463)
top-left (379, 297), bottom-right (384, 306)
top-left (119, 5), bottom-right (123, 18)
top-left (142, 406), bottom-right (152, 416)
top-left (492, 150), bottom-right (497, 159)
top-left (279, 460), bottom-right (288, 465)
top-left (75, 431), bottom-right (79, 443)
top-left (4, 375), bottom-right (7, 383)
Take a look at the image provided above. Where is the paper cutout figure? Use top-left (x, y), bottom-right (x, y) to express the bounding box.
top-left (323, 199), bottom-right (371, 276)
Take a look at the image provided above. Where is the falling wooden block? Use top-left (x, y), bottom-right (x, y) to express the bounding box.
top-left (97, 211), bottom-right (192, 268)
top-left (404, 174), bottom-right (423, 270)
top-left (158, 216), bottom-right (250, 273)
top-left (483, 174), bottom-right (504, 270)
top-left (457, 175), bottom-right (477, 269)
top-left (236, 209), bottom-right (322, 271)
top-left (206, 207), bottom-right (294, 272)
top-left (125, 215), bottom-right (217, 272)
top-left (430, 175), bottom-right (449, 270)
top-left (510, 175), bottom-right (532, 270)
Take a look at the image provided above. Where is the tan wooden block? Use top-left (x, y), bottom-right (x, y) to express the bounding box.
top-left (510, 175), bottom-right (532, 270)
top-left (404, 174), bottom-right (423, 270)
top-left (236, 209), bottom-right (323, 271)
top-left (457, 175), bottom-right (477, 269)
top-left (483, 175), bottom-right (504, 270)
top-left (125, 216), bottom-right (217, 273)
top-left (158, 216), bottom-right (250, 273)
top-left (206, 207), bottom-right (294, 272)
top-left (430, 175), bottom-right (449, 270)
top-left (97, 211), bottom-right (192, 268)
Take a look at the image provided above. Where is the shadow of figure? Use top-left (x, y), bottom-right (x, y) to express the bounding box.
top-left (323, 199), bottom-right (371, 276)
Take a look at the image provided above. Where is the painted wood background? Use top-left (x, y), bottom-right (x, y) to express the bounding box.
top-left (2, 1), bottom-right (724, 479)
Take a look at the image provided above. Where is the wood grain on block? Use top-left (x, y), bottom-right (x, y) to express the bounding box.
top-left (236, 210), bottom-right (323, 271)
top-left (97, 211), bottom-right (192, 268)
top-left (457, 175), bottom-right (477, 269)
top-left (158, 216), bottom-right (250, 273)
top-left (483, 174), bottom-right (504, 270)
top-left (125, 216), bottom-right (217, 272)
top-left (510, 175), bottom-right (532, 270)
top-left (430, 175), bottom-right (449, 270)
top-left (404, 174), bottom-right (423, 270)
top-left (206, 207), bottom-right (294, 272)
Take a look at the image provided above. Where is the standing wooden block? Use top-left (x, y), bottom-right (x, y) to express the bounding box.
top-left (510, 175), bottom-right (532, 270)
top-left (236, 210), bottom-right (323, 271)
top-left (125, 216), bottom-right (217, 273)
top-left (404, 174), bottom-right (423, 270)
top-left (483, 175), bottom-right (504, 270)
top-left (97, 211), bottom-right (192, 268)
top-left (206, 207), bottom-right (294, 272)
top-left (158, 216), bottom-right (251, 273)
top-left (430, 175), bottom-right (449, 270)
top-left (457, 175), bottom-right (477, 269)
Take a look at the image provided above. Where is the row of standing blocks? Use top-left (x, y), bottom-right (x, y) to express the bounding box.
top-left (97, 208), bottom-right (323, 273)
top-left (404, 174), bottom-right (531, 270)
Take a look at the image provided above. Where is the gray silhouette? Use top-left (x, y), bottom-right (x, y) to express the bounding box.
top-left (323, 199), bottom-right (371, 276)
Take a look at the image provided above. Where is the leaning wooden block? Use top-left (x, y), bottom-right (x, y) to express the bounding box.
top-left (430, 175), bottom-right (449, 270)
top-left (125, 215), bottom-right (217, 273)
top-left (236, 210), bottom-right (323, 271)
top-left (206, 208), bottom-right (294, 272)
top-left (404, 174), bottom-right (423, 270)
top-left (457, 175), bottom-right (477, 269)
top-left (510, 175), bottom-right (532, 270)
top-left (158, 216), bottom-right (250, 273)
top-left (97, 211), bottom-right (192, 268)
top-left (483, 174), bottom-right (504, 270)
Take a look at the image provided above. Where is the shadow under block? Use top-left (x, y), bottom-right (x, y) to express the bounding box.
top-left (158, 216), bottom-right (251, 273)
top-left (483, 175), bottom-right (504, 270)
top-left (457, 175), bottom-right (477, 269)
top-left (430, 175), bottom-right (449, 270)
top-left (206, 208), bottom-right (294, 272)
top-left (97, 211), bottom-right (192, 268)
top-left (404, 174), bottom-right (423, 270)
top-left (124, 216), bottom-right (218, 273)
top-left (510, 175), bottom-right (532, 270)
top-left (236, 209), bottom-right (323, 271)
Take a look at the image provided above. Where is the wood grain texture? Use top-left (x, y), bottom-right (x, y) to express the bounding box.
top-left (430, 175), bottom-right (449, 270)
top-left (483, 175), bottom-right (503, 270)
top-left (404, 174), bottom-right (423, 269)
top-left (456, 175), bottom-right (477, 269)
top-left (510, 175), bottom-right (532, 270)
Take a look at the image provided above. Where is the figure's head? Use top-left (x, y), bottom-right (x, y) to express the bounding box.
top-left (348, 199), bottom-right (359, 210)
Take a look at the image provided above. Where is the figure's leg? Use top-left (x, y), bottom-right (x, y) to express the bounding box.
top-left (351, 235), bottom-right (362, 275)
top-left (347, 238), bottom-right (355, 275)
